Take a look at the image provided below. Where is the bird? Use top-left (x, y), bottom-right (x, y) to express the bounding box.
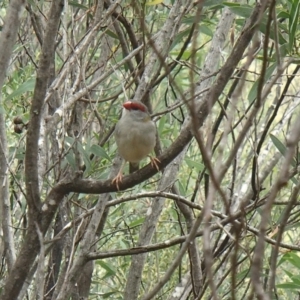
top-left (112, 100), bottom-right (160, 189)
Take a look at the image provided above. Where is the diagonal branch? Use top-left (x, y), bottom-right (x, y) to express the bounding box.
top-left (54, 0), bottom-right (269, 195)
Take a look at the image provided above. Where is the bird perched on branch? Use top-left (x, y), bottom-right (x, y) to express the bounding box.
top-left (112, 100), bottom-right (160, 189)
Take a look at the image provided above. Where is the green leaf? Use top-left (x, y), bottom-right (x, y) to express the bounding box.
top-left (282, 266), bottom-right (294, 277)
top-left (277, 11), bottom-right (290, 19)
top-left (270, 134), bottom-right (296, 167)
top-left (65, 151), bottom-right (76, 169)
top-left (110, 203), bottom-right (125, 216)
top-left (106, 29), bottom-right (119, 40)
top-left (96, 260), bottom-right (116, 273)
top-left (68, 1), bottom-right (88, 9)
top-left (171, 28), bottom-right (192, 50)
top-left (285, 252), bottom-right (300, 269)
top-left (6, 78), bottom-right (35, 101)
top-left (176, 180), bottom-right (186, 197)
top-left (222, 2), bottom-right (242, 8)
top-left (185, 158), bottom-right (204, 172)
top-left (270, 134), bottom-right (286, 157)
top-left (289, 0), bottom-right (300, 52)
top-left (90, 144), bottom-right (111, 161)
top-left (277, 43), bottom-right (289, 58)
top-left (145, 0), bottom-right (163, 5)
top-left (128, 217), bottom-right (145, 228)
top-left (96, 260), bottom-right (116, 279)
top-left (277, 282), bottom-right (300, 289)
top-left (158, 114), bottom-right (166, 134)
top-left (258, 23), bottom-right (287, 46)
top-left (248, 63), bottom-right (277, 103)
top-left (203, 0), bottom-right (223, 7)
top-left (227, 4), bottom-right (287, 45)
top-left (76, 142), bottom-right (91, 172)
top-left (180, 19), bottom-right (213, 37)
top-left (290, 177), bottom-right (298, 185)
top-left (64, 137), bottom-right (91, 171)
top-left (64, 136), bottom-right (75, 146)
top-left (225, 4), bottom-right (253, 19)
top-left (236, 268), bottom-right (250, 280)
top-left (102, 292), bottom-right (117, 298)
top-left (199, 24), bottom-right (214, 37)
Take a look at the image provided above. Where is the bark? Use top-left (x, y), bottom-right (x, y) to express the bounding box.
top-left (0, 0), bottom-right (25, 272)
top-left (1, 0), bottom-right (64, 298)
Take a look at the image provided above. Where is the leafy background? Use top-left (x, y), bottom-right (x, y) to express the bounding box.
top-left (1, 0), bottom-right (300, 299)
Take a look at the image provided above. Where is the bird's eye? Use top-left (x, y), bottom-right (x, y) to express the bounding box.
top-left (131, 107), bottom-right (139, 110)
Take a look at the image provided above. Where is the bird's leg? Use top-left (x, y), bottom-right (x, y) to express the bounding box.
top-left (112, 160), bottom-right (126, 190)
top-left (148, 155), bottom-right (160, 171)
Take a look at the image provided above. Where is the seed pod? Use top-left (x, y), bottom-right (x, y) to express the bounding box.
top-left (14, 124), bottom-right (23, 134)
top-left (13, 116), bottom-right (23, 125)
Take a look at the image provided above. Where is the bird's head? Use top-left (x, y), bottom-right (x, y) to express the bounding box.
top-left (122, 101), bottom-right (151, 122)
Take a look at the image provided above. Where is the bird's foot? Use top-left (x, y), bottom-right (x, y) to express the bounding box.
top-left (112, 172), bottom-right (123, 190)
top-left (149, 156), bottom-right (160, 171)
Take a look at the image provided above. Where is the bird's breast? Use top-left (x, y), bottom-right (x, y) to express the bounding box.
top-left (115, 119), bottom-right (156, 163)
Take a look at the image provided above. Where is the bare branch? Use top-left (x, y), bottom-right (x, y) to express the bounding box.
top-left (0, 0), bottom-right (25, 272)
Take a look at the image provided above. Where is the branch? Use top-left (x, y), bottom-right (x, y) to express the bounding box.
top-left (2, 1), bottom-right (64, 299)
top-left (25, 0), bottom-right (64, 211)
top-left (0, 0), bottom-right (25, 273)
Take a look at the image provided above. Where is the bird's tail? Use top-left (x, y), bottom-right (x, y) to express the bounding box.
top-left (129, 162), bottom-right (139, 173)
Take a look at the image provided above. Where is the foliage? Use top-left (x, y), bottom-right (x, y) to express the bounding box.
top-left (0, 0), bottom-right (300, 299)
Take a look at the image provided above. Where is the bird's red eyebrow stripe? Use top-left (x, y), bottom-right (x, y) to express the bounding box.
top-left (123, 101), bottom-right (146, 112)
